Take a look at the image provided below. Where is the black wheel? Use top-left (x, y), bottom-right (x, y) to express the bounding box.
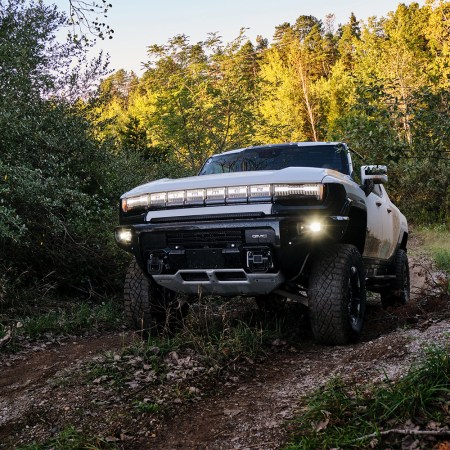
top-left (381, 249), bottom-right (410, 308)
top-left (124, 260), bottom-right (189, 337)
top-left (309, 244), bottom-right (366, 345)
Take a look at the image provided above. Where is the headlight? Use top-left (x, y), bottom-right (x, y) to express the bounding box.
top-left (308, 221), bottom-right (322, 232)
top-left (115, 228), bottom-right (133, 244)
top-left (126, 183), bottom-right (324, 211)
top-left (273, 184), bottom-right (323, 200)
top-left (297, 220), bottom-right (325, 235)
top-left (121, 194), bottom-right (149, 213)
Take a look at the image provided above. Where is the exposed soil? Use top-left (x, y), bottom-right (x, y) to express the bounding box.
top-left (0, 245), bottom-right (449, 450)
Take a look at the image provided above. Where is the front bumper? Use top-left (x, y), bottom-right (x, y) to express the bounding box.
top-left (153, 269), bottom-right (285, 296)
top-left (115, 211), bottom-right (350, 295)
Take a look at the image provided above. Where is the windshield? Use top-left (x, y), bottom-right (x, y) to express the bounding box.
top-left (199, 145), bottom-right (350, 175)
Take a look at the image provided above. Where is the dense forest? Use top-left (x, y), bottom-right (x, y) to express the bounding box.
top-left (0, 0), bottom-right (449, 301)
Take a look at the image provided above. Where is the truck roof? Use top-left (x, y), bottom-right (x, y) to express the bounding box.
top-left (214, 142), bottom-right (346, 157)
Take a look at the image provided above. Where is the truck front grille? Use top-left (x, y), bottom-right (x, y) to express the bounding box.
top-left (166, 230), bottom-right (243, 249)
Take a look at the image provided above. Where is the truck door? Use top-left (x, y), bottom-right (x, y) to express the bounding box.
top-left (380, 185), bottom-right (401, 260)
top-left (364, 184), bottom-right (391, 259)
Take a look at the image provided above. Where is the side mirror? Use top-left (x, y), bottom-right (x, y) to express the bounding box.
top-left (361, 165), bottom-right (388, 185)
top-left (360, 165), bottom-right (388, 196)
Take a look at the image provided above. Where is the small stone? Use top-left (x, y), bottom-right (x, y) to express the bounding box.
top-left (224, 408), bottom-right (242, 417)
top-left (188, 386), bottom-right (200, 394)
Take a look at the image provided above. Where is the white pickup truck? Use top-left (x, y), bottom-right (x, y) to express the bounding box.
top-left (115, 142), bottom-right (409, 345)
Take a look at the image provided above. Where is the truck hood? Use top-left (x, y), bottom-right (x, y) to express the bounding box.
top-left (122, 167), bottom-right (348, 198)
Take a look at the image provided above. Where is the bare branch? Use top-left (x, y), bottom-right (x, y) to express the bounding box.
top-left (67, 0), bottom-right (114, 44)
top-left (355, 428), bottom-right (450, 443)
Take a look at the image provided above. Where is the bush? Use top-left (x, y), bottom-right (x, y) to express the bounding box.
top-left (0, 0), bottom-right (148, 301)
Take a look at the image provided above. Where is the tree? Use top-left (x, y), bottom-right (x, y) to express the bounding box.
top-left (424, 0), bottom-right (450, 89)
top-left (132, 31), bottom-right (261, 173)
top-left (258, 16), bottom-right (336, 142)
top-left (338, 13), bottom-right (361, 70)
top-left (0, 0), bottom-right (144, 299)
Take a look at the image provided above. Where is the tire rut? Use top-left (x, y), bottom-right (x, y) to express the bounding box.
top-left (148, 317), bottom-right (450, 450)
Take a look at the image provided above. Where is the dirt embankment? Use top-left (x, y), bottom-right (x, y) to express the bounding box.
top-left (0, 254), bottom-right (448, 450)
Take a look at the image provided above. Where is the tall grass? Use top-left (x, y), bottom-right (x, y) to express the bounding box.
top-left (285, 345), bottom-right (450, 449)
top-left (415, 225), bottom-right (450, 273)
top-left (132, 300), bottom-right (282, 365)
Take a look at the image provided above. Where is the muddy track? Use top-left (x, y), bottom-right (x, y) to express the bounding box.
top-left (149, 320), bottom-right (449, 450)
top-left (0, 255), bottom-right (448, 449)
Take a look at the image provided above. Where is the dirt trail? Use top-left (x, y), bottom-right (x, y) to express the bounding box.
top-left (149, 322), bottom-right (449, 450)
top-left (0, 254), bottom-right (448, 449)
top-left (0, 334), bottom-right (125, 394)
top-left (0, 333), bottom-right (131, 443)
top-left (150, 253), bottom-right (448, 449)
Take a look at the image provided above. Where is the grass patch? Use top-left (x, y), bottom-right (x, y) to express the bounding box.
top-left (123, 298), bottom-right (289, 365)
top-left (0, 298), bottom-right (123, 351)
top-left (134, 400), bottom-right (162, 414)
top-left (284, 345), bottom-right (450, 449)
top-left (415, 225), bottom-right (450, 272)
top-left (22, 301), bottom-right (122, 338)
top-left (433, 248), bottom-right (450, 273)
top-left (17, 426), bottom-right (118, 449)
top-left (172, 316), bottom-right (273, 362)
top-left (83, 299), bottom-right (289, 396)
top-left (149, 299), bottom-right (287, 364)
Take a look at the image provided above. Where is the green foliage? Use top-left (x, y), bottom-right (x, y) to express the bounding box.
top-left (94, 31), bottom-right (263, 173)
top-left (17, 426), bottom-right (117, 450)
top-left (285, 345), bottom-right (450, 449)
top-left (0, 299), bottom-right (122, 350)
top-left (416, 226), bottom-right (450, 272)
top-left (0, 0), bottom-right (148, 300)
top-left (433, 249), bottom-right (450, 273)
top-left (20, 300), bottom-right (122, 339)
top-left (133, 400), bottom-right (161, 414)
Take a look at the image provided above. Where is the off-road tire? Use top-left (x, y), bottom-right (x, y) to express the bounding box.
top-left (124, 260), bottom-right (189, 337)
top-left (380, 249), bottom-right (410, 308)
top-left (309, 244), bottom-right (366, 345)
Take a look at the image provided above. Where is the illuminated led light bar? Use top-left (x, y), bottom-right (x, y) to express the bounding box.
top-left (227, 185), bottom-right (248, 202)
top-left (123, 183), bottom-right (324, 212)
top-left (273, 184), bottom-right (323, 200)
top-left (121, 194), bottom-right (149, 212)
top-left (249, 184), bottom-right (271, 200)
top-left (206, 187), bottom-right (226, 203)
top-left (167, 190), bottom-right (185, 205)
top-left (150, 192), bottom-right (167, 207)
top-left (186, 188), bottom-right (205, 204)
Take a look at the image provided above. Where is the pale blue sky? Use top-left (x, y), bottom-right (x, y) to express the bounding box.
top-left (51, 0), bottom-right (423, 74)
